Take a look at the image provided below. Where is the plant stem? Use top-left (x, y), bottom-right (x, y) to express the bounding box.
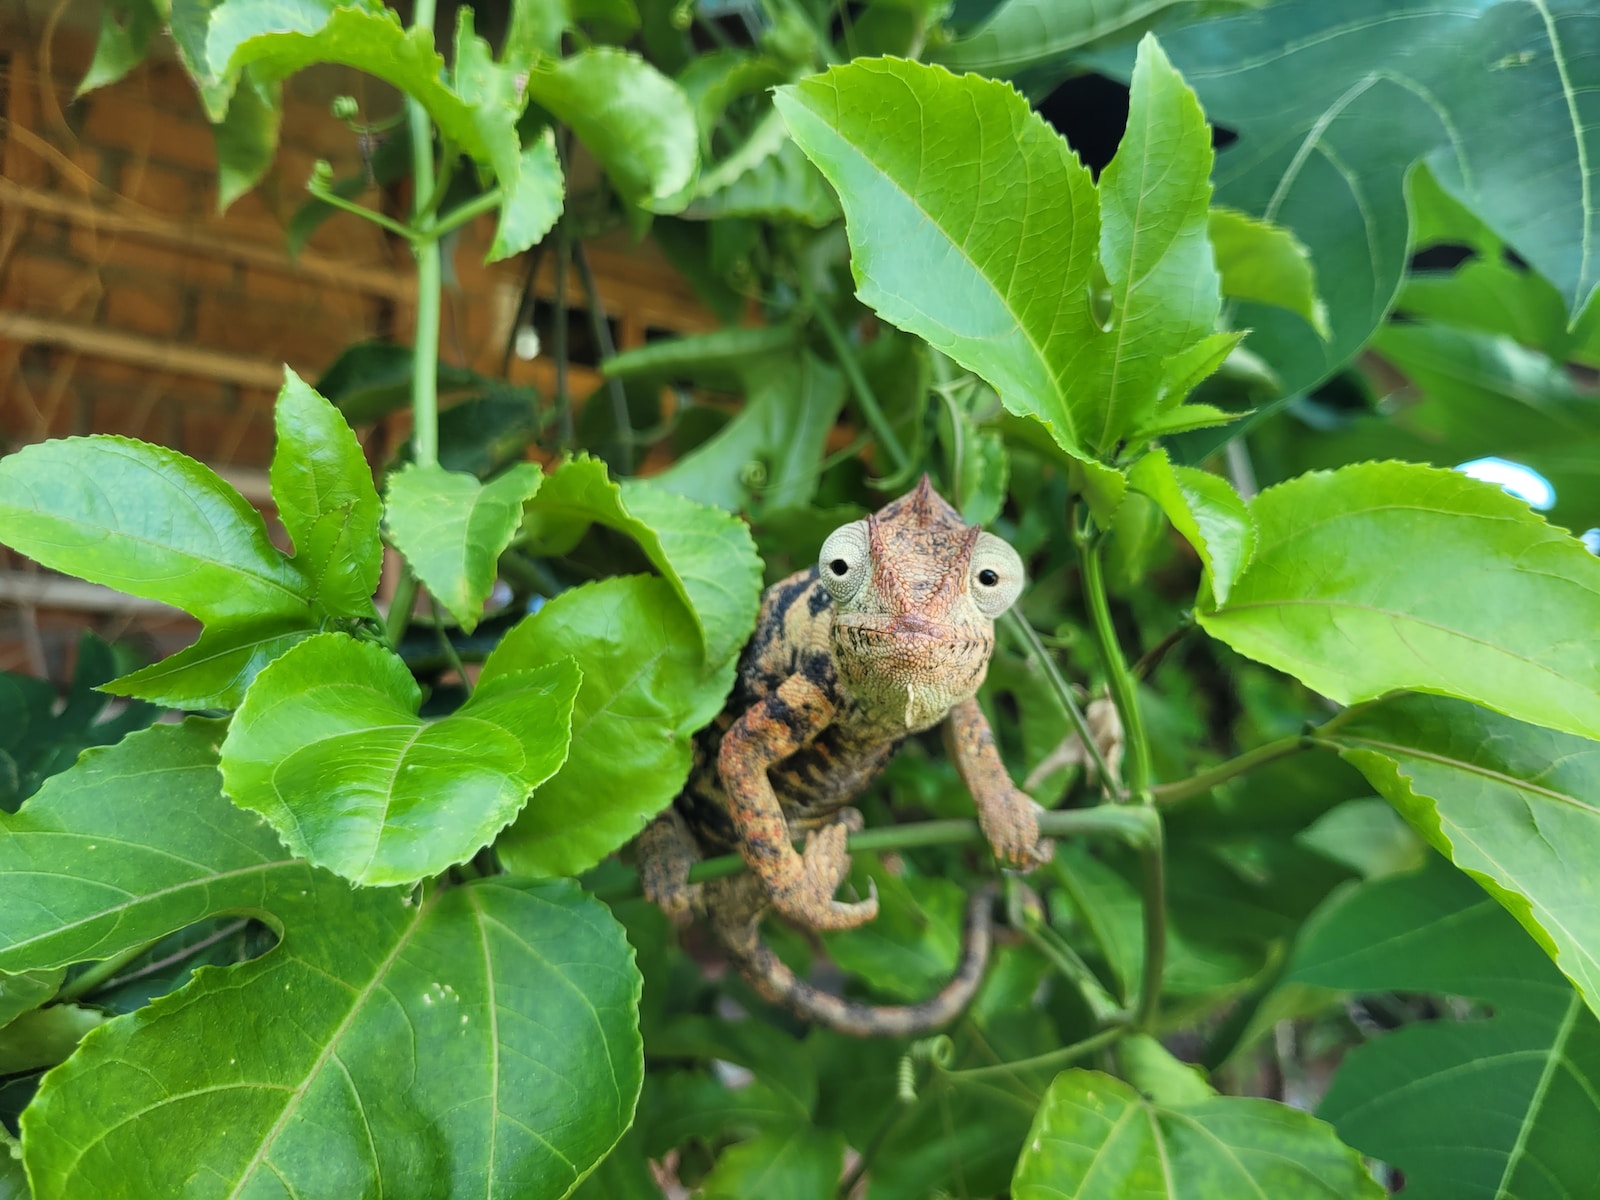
top-left (407, 0), bottom-right (440, 469)
top-left (1078, 531), bottom-right (1152, 798)
top-left (427, 186), bottom-right (503, 242)
top-left (939, 1024), bottom-right (1124, 1083)
top-left (56, 938), bottom-right (162, 1003)
top-left (429, 596), bottom-right (473, 696)
top-left (806, 287), bottom-right (911, 480)
top-left (501, 240), bottom-right (548, 376)
top-left (1132, 615), bottom-right (1194, 682)
top-left (590, 806), bottom-right (1155, 902)
top-left (304, 183), bottom-right (416, 241)
top-left (386, 567), bottom-right (418, 647)
top-left (1149, 733), bottom-right (1313, 806)
top-left (572, 238), bottom-right (634, 473)
top-left (1134, 828), bottom-right (1166, 1031)
top-left (1002, 610), bottom-right (1117, 793)
top-left (553, 224), bottom-right (573, 449)
top-left (88, 920), bottom-right (251, 994)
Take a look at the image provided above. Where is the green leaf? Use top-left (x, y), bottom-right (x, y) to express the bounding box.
top-left (79, 0), bottom-right (161, 94)
top-left (206, 3), bottom-right (518, 182)
top-left (484, 576), bottom-right (734, 877)
top-left (677, 49), bottom-right (790, 144)
top-left (1013, 1068), bottom-right (1382, 1199)
top-left (270, 368), bottom-right (382, 619)
top-left (934, 0), bottom-right (1196, 74)
top-left (0, 720), bottom-right (296, 976)
top-left (1126, 0), bottom-right (1600, 400)
top-left (1152, 330), bottom-right (1247, 420)
top-left (1328, 693), bottom-right (1600, 1022)
top-left (0, 1005), bottom-right (104, 1075)
top-left (1209, 206), bottom-right (1327, 337)
top-left (604, 323), bottom-right (801, 392)
top-left (220, 632), bottom-right (580, 886)
top-left (524, 456), bottom-right (763, 670)
top-left (0, 436), bottom-right (316, 707)
top-left (648, 352), bottom-right (848, 513)
top-left (1289, 858), bottom-right (1600, 1198)
top-left (212, 68), bottom-right (280, 210)
top-left (1090, 34), bottom-right (1221, 446)
top-left (776, 58), bottom-right (1101, 460)
top-left (1198, 461), bottom-right (1600, 743)
top-left (0, 970), bottom-right (63, 1028)
top-left (685, 135), bottom-right (841, 227)
top-left (107, 621), bottom-right (315, 712)
top-left (527, 47), bottom-right (697, 206)
top-left (702, 1127), bottom-right (845, 1200)
top-left (385, 462), bottom-right (544, 632)
top-left (0, 437), bottom-right (305, 623)
top-left (1129, 448), bottom-right (1253, 604)
top-left (22, 875), bottom-right (643, 1200)
top-left (488, 128), bottom-right (565, 262)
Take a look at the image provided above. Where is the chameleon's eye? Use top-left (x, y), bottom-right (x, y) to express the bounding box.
top-left (970, 533), bottom-right (1025, 618)
top-left (818, 521), bottom-right (870, 603)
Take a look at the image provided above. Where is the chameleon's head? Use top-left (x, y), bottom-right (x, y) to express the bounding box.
top-left (819, 475), bottom-right (1025, 730)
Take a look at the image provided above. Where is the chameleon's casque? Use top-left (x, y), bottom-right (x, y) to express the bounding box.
top-left (638, 476), bottom-right (1049, 1036)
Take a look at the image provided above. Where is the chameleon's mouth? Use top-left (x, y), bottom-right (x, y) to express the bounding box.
top-left (834, 613), bottom-right (964, 643)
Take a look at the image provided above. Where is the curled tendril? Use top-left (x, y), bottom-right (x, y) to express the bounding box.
top-left (330, 95), bottom-right (360, 121)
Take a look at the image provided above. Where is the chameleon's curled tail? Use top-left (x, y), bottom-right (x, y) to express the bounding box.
top-left (718, 883), bottom-right (999, 1038)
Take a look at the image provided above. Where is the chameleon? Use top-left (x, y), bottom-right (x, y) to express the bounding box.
top-left (638, 476), bottom-right (1052, 1037)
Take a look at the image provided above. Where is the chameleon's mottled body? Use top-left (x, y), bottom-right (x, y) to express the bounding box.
top-left (638, 478), bottom-right (1049, 1036)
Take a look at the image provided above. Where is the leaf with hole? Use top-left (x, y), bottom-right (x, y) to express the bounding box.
top-left (220, 633), bottom-right (580, 886)
top-left (21, 874), bottom-right (642, 1200)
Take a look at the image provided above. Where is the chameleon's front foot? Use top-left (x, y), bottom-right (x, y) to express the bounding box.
top-left (769, 809), bottom-right (879, 931)
top-left (637, 808), bottom-right (704, 926)
top-left (980, 788), bottom-right (1054, 871)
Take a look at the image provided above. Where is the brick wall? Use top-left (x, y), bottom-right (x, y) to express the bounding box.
top-left (0, 3), bottom-right (719, 679)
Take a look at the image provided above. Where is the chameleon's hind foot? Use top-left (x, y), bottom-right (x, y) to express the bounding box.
top-left (637, 808), bottom-right (704, 926)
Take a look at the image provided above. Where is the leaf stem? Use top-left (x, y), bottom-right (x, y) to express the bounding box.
top-left (304, 181), bottom-right (416, 241)
top-left (553, 223), bottom-right (573, 449)
top-left (938, 1024), bottom-right (1124, 1083)
top-left (1078, 528), bottom-right (1152, 798)
top-left (805, 285), bottom-right (911, 480)
top-left (572, 238), bottom-right (634, 473)
top-left (1002, 610), bottom-right (1117, 795)
top-left (426, 186), bottom-right (503, 242)
top-left (1149, 733), bottom-right (1314, 806)
top-left (1134, 827), bottom-right (1166, 1031)
top-left (429, 596), bottom-right (473, 696)
top-left (56, 937), bottom-right (162, 1003)
top-left (386, 567), bottom-right (418, 647)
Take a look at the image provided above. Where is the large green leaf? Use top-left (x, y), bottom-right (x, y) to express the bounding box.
top-left (779, 44), bottom-right (1222, 460)
top-left (1093, 34), bottom-right (1221, 448)
top-left (211, 67), bottom-right (280, 210)
top-left (0, 720), bottom-right (296, 976)
top-left (1289, 858), bottom-right (1600, 1199)
top-left (527, 47), bottom-right (697, 206)
top-left (1012, 1068), bottom-right (1381, 1199)
top-left (220, 632), bottom-right (579, 886)
top-left (270, 369), bottom-right (382, 620)
top-left (524, 456), bottom-right (763, 671)
top-left (1208, 206), bottom-right (1327, 337)
top-left (775, 58), bottom-right (1100, 458)
top-left (0, 436), bottom-right (316, 708)
top-left (385, 462), bottom-right (544, 632)
top-left (1327, 693), bottom-right (1600, 1021)
top-left (22, 875), bottom-right (643, 1200)
top-left (484, 576), bottom-right (733, 877)
top-left (1121, 0), bottom-right (1600, 401)
top-left (1198, 461), bottom-right (1600, 742)
top-left (935, 0), bottom-right (1196, 74)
